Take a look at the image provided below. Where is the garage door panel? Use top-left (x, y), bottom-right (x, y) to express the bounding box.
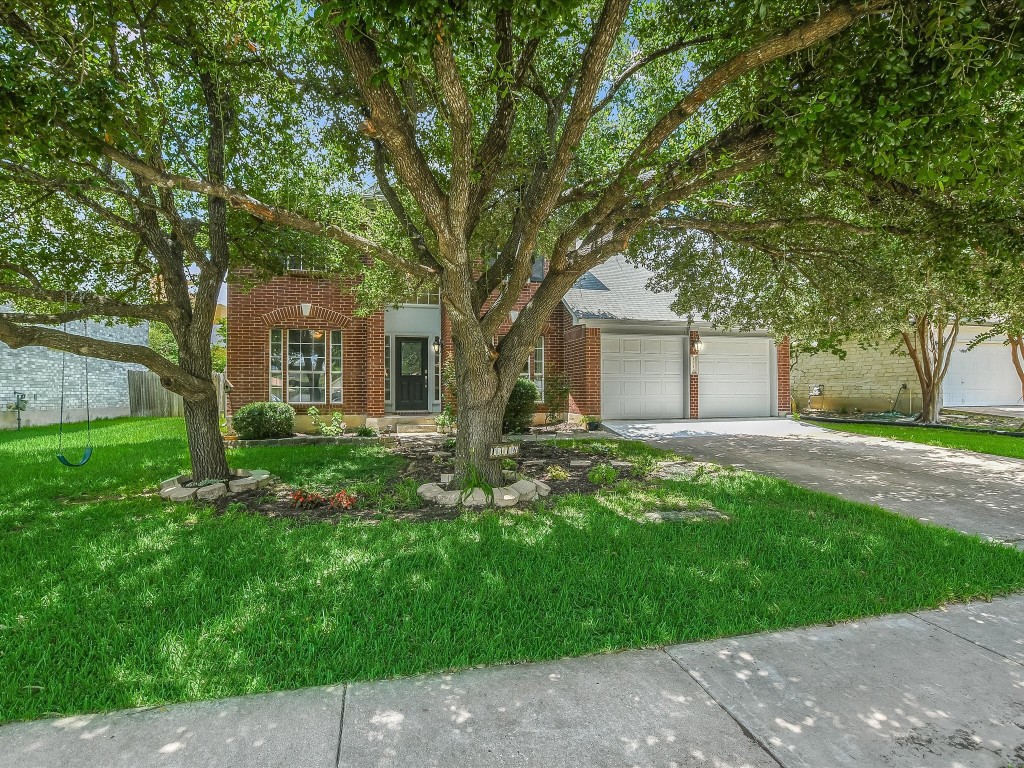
top-left (601, 334), bottom-right (685, 419)
top-left (943, 342), bottom-right (1020, 407)
top-left (699, 338), bottom-right (772, 419)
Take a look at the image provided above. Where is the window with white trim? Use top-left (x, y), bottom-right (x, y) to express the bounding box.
top-left (519, 336), bottom-right (545, 401)
top-left (330, 330), bottom-right (343, 403)
top-left (285, 254), bottom-right (306, 271)
top-left (287, 329), bottom-right (326, 403)
top-left (269, 329), bottom-right (284, 401)
top-left (406, 287), bottom-right (440, 305)
top-left (433, 343), bottom-right (441, 402)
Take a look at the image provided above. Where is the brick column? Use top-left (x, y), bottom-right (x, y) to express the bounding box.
top-left (776, 336), bottom-right (792, 414)
top-left (565, 325), bottom-right (601, 416)
top-left (689, 330), bottom-right (700, 419)
top-left (365, 310), bottom-right (386, 417)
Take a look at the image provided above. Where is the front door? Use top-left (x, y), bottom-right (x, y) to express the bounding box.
top-left (395, 337), bottom-right (429, 411)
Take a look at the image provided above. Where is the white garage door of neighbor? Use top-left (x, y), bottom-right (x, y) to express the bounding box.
top-left (943, 342), bottom-right (1022, 407)
top-left (698, 337), bottom-right (772, 418)
top-left (601, 335), bottom-right (685, 419)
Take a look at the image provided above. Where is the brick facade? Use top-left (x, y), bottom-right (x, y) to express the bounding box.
top-left (776, 336), bottom-right (792, 414)
top-left (226, 270), bottom-right (384, 421)
top-left (561, 306), bottom-right (602, 416)
top-left (688, 331), bottom-right (699, 419)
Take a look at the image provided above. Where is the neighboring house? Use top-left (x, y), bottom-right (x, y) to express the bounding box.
top-left (792, 323), bottom-right (1023, 414)
top-left (225, 254), bottom-right (791, 428)
top-left (0, 315), bottom-right (149, 429)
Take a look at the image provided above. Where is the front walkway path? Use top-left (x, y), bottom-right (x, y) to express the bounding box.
top-left (3, 596), bottom-right (1022, 767)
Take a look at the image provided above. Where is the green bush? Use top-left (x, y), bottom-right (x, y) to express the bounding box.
top-left (354, 425), bottom-right (376, 438)
top-left (587, 463), bottom-right (618, 485)
top-left (503, 378), bottom-right (539, 434)
top-left (232, 401), bottom-right (295, 440)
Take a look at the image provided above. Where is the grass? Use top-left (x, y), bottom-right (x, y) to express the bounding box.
top-left (813, 420), bottom-right (1024, 460)
top-left (2, 417), bottom-right (1023, 724)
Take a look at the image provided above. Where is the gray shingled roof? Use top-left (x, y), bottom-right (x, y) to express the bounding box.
top-left (561, 254), bottom-right (686, 323)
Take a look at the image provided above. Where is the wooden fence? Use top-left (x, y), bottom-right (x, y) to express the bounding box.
top-left (128, 370), bottom-right (227, 419)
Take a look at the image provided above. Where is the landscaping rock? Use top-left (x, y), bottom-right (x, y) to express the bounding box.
top-left (462, 488), bottom-right (490, 507)
top-left (165, 486), bottom-right (197, 502)
top-left (502, 469), bottom-right (518, 482)
top-left (160, 476), bottom-right (183, 491)
top-left (228, 476), bottom-right (260, 493)
top-left (511, 479), bottom-right (538, 502)
top-left (492, 487), bottom-right (520, 507)
top-left (655, 462), bottom-right (700, 480)
top-left (533, 479), bottom-right (551, 497)
top-left (428, 451), bottom-right (452, 458)
top-left (440, 473), bottom-right (454, 484)
top-left (434, 490), bottom-right (461, 507)
top-left (417, 482), bottom-right (444, 501)
top-left (570, 460), bottom-right (592, 468)
top-left (250, 470), bottom-right (273, 488)
top-left (611, 460), bottom-right (632, 468)
top-left (195, 482), bottom-right (227, 501)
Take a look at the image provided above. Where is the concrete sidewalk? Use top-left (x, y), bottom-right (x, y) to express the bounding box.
top-left (2, 596), bottom-right (1022, 768)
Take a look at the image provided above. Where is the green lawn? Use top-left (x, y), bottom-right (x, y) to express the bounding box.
top-left (2, 417), bottom-right (1022, 724)
top-left (811, 419), bottom-right (1024, 460)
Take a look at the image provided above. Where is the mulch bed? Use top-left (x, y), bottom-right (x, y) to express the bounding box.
top-left (803, 409), bottom-right (1024, 433)
top-left (210, 435), bottom-right (656, 525)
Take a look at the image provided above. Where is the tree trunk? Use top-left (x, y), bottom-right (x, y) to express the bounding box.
top-left (183, 392), bottom-right (230, 481)
top-left (902, 312), bottom-right (958, 425)
top-left (1009, 334), bottom-right (1024, 401)
top-left (455, 394), bottom-right (507, 487)
top-left (918, 382), bottom-right (940, 424)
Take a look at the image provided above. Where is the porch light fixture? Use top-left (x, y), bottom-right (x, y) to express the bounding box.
top-left (689, 334), bottom-right (704, 356)
top-left (300, 302), bottom-right (312, 317)
top-left (432, 336), bottom-right (442, 356)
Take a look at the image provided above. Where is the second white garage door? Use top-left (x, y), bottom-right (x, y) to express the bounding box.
top-left (943, 341), bottom-right (1021, 407)
top-left (698, 337), bottom-right (772, 418)
top-left (601, 335), bottom-right (685, 419)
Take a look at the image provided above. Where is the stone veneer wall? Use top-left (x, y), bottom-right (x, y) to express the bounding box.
top-left (0, 317), bottom-right (148, 427)
top-left (791, 342), bottom-right (921, 414)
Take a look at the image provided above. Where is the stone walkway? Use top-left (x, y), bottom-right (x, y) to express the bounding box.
top-left (3, 595), bottom-right (1022, 767)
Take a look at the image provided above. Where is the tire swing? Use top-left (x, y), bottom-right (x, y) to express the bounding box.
top-left (56, 318), bottom-right (93, 467)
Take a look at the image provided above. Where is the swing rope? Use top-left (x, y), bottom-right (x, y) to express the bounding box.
top-left (57, 316), bottom-right (93, 467)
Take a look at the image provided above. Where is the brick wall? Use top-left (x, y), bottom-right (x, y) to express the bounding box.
top-left (561, 307), bottom-right (601, 416)
top-left (688, 331), bottom-right (699, 418)
top-left (776, 337), bottom-right (792, 414)
top-left (791, 341), bottom-right (920, 414)
top-left (226, 270), bottom-right (384, 419)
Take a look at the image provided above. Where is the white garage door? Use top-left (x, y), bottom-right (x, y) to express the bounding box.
top-left (698, 337), bottom-right (772, 418)
top-left (943, 342), bottom-right (1021, 407)
top-left (601, 335), bottom-right (685, 419)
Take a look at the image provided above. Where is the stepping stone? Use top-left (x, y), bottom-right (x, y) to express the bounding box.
top-left (533, 479), bottom-right (551, 497)
top-left (160, 475), bottom-right (184, 491)
top-left (492, 487), bottom-right (520, 507)
top-left (434, 490), bottom-right (461, 507)
top-left (510, 479), bottom-right (538, 502)
top-left (439, 473), bottom-right (454, 484)
top-left (570, 460), bottom-right (592, 468)
top-left (611, 460), bottom-right (632, 468)
top-left (417, 482), bottom-right (443, 501)
top-left (195, 482), bottom-right (227, 501)
top-left (462, 488), bottom-right (489, 507)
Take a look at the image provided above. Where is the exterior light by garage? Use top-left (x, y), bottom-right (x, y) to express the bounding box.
top-left (432, 336), bottom-right (441, 356)
top-left (689, 334), bottom-right (704, 356)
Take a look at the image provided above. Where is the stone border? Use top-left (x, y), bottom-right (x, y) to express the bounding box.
top-left (417, 476), bottom-right (551, 509)
top-left (227, 435), bottom-right (380, 448)
top-left (159, 469), bottom-right (273, 502)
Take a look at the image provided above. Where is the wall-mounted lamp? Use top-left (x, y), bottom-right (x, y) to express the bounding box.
top-left (689, 333), bottom-right (704, 356)
top-left (432, 336), bottom-right (442, 356)
top-left (300, 302), bottom-right (312, 317)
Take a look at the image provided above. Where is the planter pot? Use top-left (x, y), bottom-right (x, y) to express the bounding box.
top-left (586, 421), bottom-right (601, 431)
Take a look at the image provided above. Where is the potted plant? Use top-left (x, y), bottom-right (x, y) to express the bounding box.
top-left (581, 415), bottom-right (601, 431)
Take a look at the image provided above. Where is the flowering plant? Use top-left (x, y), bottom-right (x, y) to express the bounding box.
top-left (329, 490), bottom-right (357, 509)
top-left (291, 489), bottom-right (327, 508)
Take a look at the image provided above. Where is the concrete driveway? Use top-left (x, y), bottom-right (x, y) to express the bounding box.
top-left (605, 418), bottom-right (1024, 547)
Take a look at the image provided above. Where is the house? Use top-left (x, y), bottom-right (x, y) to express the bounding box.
top-left (225, 254), bottom-right (791, 428)
top-left (792, 324), bottom-right (1024, 414)
top-left (0, 315), bottom-right (148, 429)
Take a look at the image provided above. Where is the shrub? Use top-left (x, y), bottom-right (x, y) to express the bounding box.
top-left (544, 374), bottom-right (570, 424)
top-left (328, 490), bottom-right (357, 509)
top-left (233, 401), bottom-right (295, 440)
top-left (291, 488), bottom-right (326, 508)
top-left (307, 406), bottom-right (346, 436)
top-left (587, 463), bottom-right (618, 485)
top-left (435, 405), bottom-right (456, 434)
top-left (547, 464), bottom-right (570, 481)
top-left (354, 425), bottom-right (376, 438)
top-left (503, 378), bottom-right (539, 434)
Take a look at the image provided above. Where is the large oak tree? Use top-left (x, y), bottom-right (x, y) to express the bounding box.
top-left (2, 0), bottom-right (1019, 481)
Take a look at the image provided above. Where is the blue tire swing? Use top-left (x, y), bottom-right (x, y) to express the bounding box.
top-left (56, 318), bottom-right (93, 467)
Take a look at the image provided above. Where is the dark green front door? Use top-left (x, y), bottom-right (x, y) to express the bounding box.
top-left (395, 337), bottom-right (429, 411)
